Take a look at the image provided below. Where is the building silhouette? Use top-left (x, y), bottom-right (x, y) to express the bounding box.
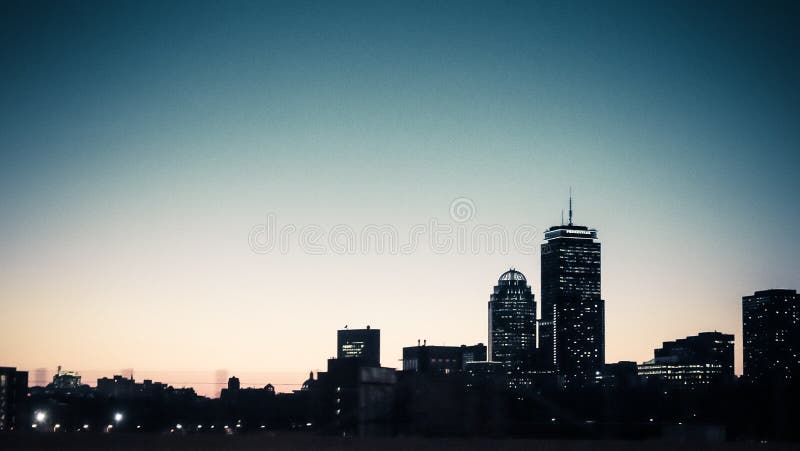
top-left (402, 342), bottom-right (486, 374)
top-left (540, 195), bottom-right (604, 389)
top-left (638, 331), bottom-right (734, 387)
top-left (0, 367), bottom-right (28, 431)
top-left (742, 289), bottom-right (800, 384)
top-left (96, 374), bottom-right (138, 398)
top-left (219, 375), bottom-right (276, 404)
top-left (96, 374), bottom-right (194, 400)
top-left (51, 366), bottom-right (81, 390)
top-left (316, 328), bottom-right (396, 436)
top-left (488, 269), bottom-right (536, 367)
top-left (595, 361), bottom-right (638, 389)
top-left (337, 326), bottom-right (380, 366)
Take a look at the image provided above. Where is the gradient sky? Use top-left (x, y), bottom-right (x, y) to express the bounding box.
top-left (1, 0), bottom-right (798, 397)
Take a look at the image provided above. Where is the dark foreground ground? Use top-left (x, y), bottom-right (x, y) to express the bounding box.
top-left (0, 433), bottom-right (790, 451)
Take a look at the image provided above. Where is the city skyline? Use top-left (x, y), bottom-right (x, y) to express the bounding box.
top-left (2, 0), bottom-right (799, 399)
top-left (4, 240), bottom-right (767, 399)
top-left (3, 192), bottom-right (784, 396)
top-left (1, 195), bottom-right (793, 397)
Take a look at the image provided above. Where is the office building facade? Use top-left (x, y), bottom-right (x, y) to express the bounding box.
top-left (402, 343), bottom-right (487, 374)
top-left (0, 367), bottom-right (28, 431)
top-left (742, 289), bottom-right (800, 383)
top-left (337, 327), bottom-right (381, 367)
top-left (540, 202), bottom-right (604, 389)
top-left (638, 331), bottom-right (734, 387)
top-left (52, 366), bottom-right (82, 390)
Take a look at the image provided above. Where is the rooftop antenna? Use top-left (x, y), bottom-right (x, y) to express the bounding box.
top-left (568, 187), bottom-right (573, 226)
top-left (561, 209), bottom-right (564, 226)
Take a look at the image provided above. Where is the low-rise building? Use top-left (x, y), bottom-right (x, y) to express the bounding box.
top-left (402, 342), bottom-right (486, 374)
top-left (638, 332), bottom-right (734, 387)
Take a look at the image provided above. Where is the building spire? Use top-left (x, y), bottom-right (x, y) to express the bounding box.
top-left (568, 187), bottom-right (573, 226)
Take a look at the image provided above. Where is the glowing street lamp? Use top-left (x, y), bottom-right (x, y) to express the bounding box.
top-left (35, 411), bottom-right (46, 423)
top-left (114, 412), bottom-right (123, 423)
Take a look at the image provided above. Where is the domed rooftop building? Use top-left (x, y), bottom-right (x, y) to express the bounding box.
top-left (488, 268), bottom-right (536, 367)
top-left (300, 372), bottom-right (315, 391)
top-left (498, 268), bottom-right (527, 283)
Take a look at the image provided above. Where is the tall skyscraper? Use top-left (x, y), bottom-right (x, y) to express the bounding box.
top-left (337, 326), bottom-right (381, 367)
top-left (488, 269), bottom-right (536, 366)
top-left (540, 195), bottom-right (604, 389)
top-left (742, 289), bottom-right (800, 384)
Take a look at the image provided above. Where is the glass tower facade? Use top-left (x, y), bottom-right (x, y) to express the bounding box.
top-left (742, 289), bottom-right (800, 384)
top-left (488, 269), bottom-right (536, 367)
top-left (540, 221), bottom-right (604, 389)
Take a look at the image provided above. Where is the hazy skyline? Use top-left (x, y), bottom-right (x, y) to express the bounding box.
top-left (1, 1), bottom-right (798, 396)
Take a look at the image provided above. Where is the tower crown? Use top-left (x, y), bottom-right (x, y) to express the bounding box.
top-left (498, 268), bottom-right (526, 282)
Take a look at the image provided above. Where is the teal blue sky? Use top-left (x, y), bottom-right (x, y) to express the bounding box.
top-left (1, 1), bottom-right (798, 394)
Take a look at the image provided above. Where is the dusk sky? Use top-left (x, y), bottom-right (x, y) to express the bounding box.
top-left (1, 1), bottom-right (798, 396)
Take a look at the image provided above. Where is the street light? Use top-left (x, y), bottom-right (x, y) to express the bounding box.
top-left (114, 412), bottom-right (123, 423)
top-left (35, 411), bottom-right (46, 423)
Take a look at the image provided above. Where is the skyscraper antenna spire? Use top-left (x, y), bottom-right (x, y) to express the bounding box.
top-left (568, 187), bottom-right (573, 226)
